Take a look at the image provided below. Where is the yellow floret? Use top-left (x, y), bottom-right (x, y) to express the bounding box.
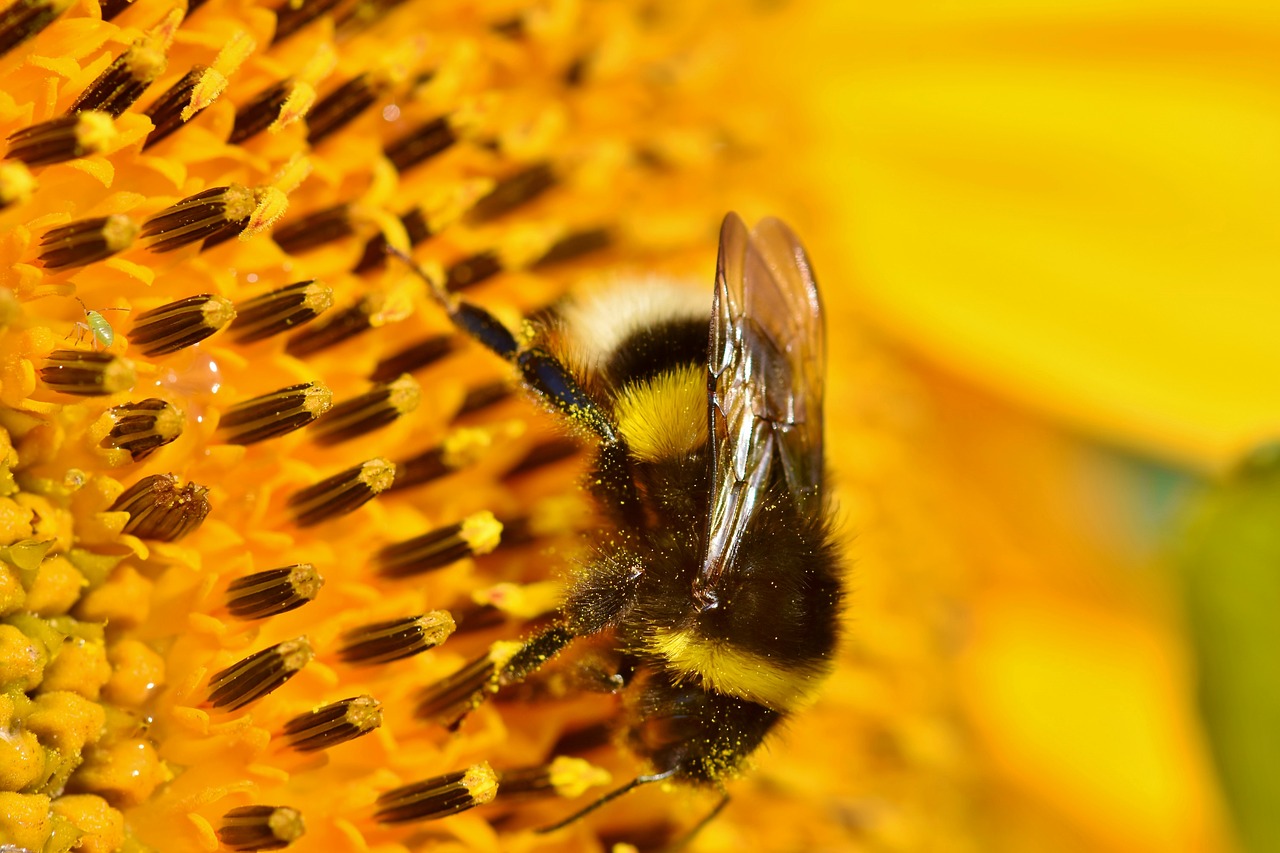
top-left (42, 636), bottom-right (111, 698)
top-left (24, 555), bottom-right (87, 616)
top-left (0, 497), bottom-right (33, 544)
top-left (0, 623), bottom-right (47, 691)
top-left (50, 794), bottom-right (125, 853)
top-left (72, 738), bottom-right (171, 807)
top-left (74, 564), bottom-right (152, 627)
top-left (0, 791), bottom-right (52, 849)
top-left (103, 639), bottom-right (165, 707)
top-left (26, 690), bottom-right (106, 754)
top-left (0, 563), bottom-right (25, 615)
top-left (0, 726), bottom-right (45, 791)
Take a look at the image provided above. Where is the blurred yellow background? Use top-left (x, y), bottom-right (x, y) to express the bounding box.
top-left (755, 3), bottom-right (1280, 852)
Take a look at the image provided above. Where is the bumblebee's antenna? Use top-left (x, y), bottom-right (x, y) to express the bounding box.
top-left (536, 769), bottom-right (678, 834)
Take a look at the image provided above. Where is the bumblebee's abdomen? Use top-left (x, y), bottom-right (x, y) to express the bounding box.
top-left (625, 669), bottom-right (780, 785)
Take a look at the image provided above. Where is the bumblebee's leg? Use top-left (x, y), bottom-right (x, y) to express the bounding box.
top-left (535, 770), bottom-right (679, 834)
top-left (390, 247), bottom-right (639, 511)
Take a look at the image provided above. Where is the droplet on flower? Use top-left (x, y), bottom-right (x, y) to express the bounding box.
top-left (374, 762), bottom-right (499, 823)
top-left (226, 564), bottom-right (324, 620)
top-left (216, 382), bottom-right (333, 445)
top-left (207, 636), bottom-right (314, 711)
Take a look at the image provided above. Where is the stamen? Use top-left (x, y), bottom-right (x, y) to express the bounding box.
top-left (0, 161), bottom-right (36, 210)
top-left (306, 74), bottom-right (383, 146)
top-left (351, 206), bottom-right (430, 274)
top-left (6, 111), bottom-right (116, 167)
top-left (110, 473), bottom-right (211, 541)
top-left (143, 67), bottom-right (211, 148)
top-left (230, 281), bottom-right (334, 344)
top-left (534, 227), bottom-right (611, 268)
top-left (271, 204), bottom-right (354, 254)
top-left (0, 0), bottom-right (72, 60)
top-left (226, 564), bottom-right (324, 620)
top-left (376, 511), bottom-right (501, 577)
top-left (466, 163), bottom-right (556, 224)
top-left (504, 436), bottom-right (581, 478)
top-left (271, 0), bottom-right (342, 45)
top-left (444, 250), bottom-right (503, 292)
top-left (280, 695), bottom-right (381, 752)
top-left (144, 34), bottom-right (253, 148)
top-left (0, 0), bottom-right (71, 56)
top-left (68, 13), bottom-right (178, 116)
top-left (38, 214), bottom-right (138, 269)
top-left (207, 637), bottom-right (313, 711)
top-left (384, 116), bottom-right (457, 173)
top-left (229, 80), bottom-right (315, 144)
top-left (283, 297), bottom-right (376, 358)
top-left (391, 423), bottom-right (523, 492)
top-left (217, 805), bottom-right (305, 851)
top-left (310, 375), bottom-right (419, 446)
top-left (216, 382), bottom-right (333, 445)
top-left (369, 332), bottom-right (453, 382)
top-left (98, 398), bottom-right (184, 461)
top-left (39, 350), bottom-right (136, 396)
top-left (472, 580), bottom-right (562, 621)
top-left (141, 185), bottom-right (258, 253)
top-left (97, 0), bottom-right (131, 20)
top-left (128, 294), bottom-right (236, 356)
top-left (288, 457), bottom-right (395, 527)
top-left (337, 611), bottom-right (455, 666)
top-left (456, 380), bottom-right (513, 418)
top-left (495, 757), bottom-right (612, 801)
top-left (414, 642), bottom-right (518, 728)
top-left (375, 762), bottom-right (498, 823)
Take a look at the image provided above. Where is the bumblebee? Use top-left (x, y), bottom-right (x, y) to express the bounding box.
top-left (401, 212), bottom-right (842, 836)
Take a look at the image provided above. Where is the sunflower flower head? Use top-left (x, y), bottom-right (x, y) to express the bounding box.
top-left (0, 1), bottom-right (896, 851)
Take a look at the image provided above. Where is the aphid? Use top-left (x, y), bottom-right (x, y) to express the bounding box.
top-left (396, 212), bottom-right (843, 841)
top-left (71, 296), bottom-right (128, 350)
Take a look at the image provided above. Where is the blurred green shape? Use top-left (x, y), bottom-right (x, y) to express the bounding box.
top-left (1176, 444), bottom-right (1280, 853)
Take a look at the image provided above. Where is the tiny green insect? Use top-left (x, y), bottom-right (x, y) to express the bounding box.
top-left (72, 297), bottom-right (129, 350)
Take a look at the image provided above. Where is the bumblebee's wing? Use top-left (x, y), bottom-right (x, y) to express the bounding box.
top-left (698, 213), bottom-right (825, 603)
